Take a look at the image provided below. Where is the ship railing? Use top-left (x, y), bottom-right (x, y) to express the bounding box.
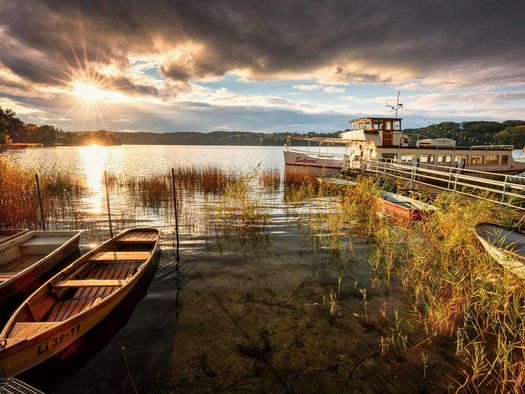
top-left (285, 146), bottom-right (347, 160)
top-left (352, 158), bottom-right (525, 210)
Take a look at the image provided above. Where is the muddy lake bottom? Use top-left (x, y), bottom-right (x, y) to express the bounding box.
top-left (5, 185), bottom-right (457, 394)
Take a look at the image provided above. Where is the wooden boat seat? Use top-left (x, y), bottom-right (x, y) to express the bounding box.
top-left (117, 237), bottom-right (156, 243)
top-left (10, 322), bottom-right (62, 338)
top-left (54, 279), bottom-right (130, 287)
top-left (89, 251), bottom-right (150, 261)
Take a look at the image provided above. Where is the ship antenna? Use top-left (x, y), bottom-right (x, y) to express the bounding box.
top-left (386, 91), bottom-right (403, 117)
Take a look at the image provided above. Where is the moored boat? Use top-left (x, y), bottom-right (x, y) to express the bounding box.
top-left (376, 191), bottom-right (437, 224)
top-left (474, 223), bottom-right (525, 278)
top-left (0, 231), bottom-right (82, 303)
top-left (0, 230), bottom-right (28, 245)
top-left (284, 117), bottom-right (525, 176)
top-left (0, 228), bottom-right (160, 377)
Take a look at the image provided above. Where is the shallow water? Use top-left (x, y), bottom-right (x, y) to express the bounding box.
top-left (2, 146), bottom-right (447, 393)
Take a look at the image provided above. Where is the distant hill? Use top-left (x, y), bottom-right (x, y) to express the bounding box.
top-left (403, 120), bottom-right (525, 148)
top-left (115, 130), bottom-right (339, 146)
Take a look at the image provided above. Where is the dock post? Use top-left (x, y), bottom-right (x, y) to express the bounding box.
top-left (35, 174), bottom-right (46, 231)
top-left (104, 171), bottom-right (114, 238)
top-left (501, 175), bottom-right (508, 203)
top-left (171, 168), bottom-right (180, 262)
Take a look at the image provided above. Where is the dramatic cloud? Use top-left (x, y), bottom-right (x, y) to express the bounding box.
top-left (1, 1), bottom-right (524, 85)
top-left (0, 1), bottom-right (523, 131)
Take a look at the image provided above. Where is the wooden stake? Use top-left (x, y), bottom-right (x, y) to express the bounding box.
top-left (171, 168), bottom-right (180, 262)
top-left (35, 174), bottom-right (46, 231)
top-left (104, 171), bottom-right (114, 238)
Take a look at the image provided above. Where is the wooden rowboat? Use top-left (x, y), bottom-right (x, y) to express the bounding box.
top-left (376, 191), bottom-right (437, 224)
top-left (0, 231), bottom-right (82, 303)
top-left (0, 228), bottom-right (160, 377)
top-left (0, 230), bottom-right (28, 245)
top-left (475, 223), bottom-right (525, 278)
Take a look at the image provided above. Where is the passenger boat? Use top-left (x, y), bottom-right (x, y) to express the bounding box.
top-left (284, 117), bottom-right (525, 176)
top-left (0, 228), bottom-right (160, 377)
top-left (0, 230), bottom-right (28, 245)
top-left (376, 191), bottom-right (437, 224)
top-left (474, 223), bottom-right (525, 278)
top-left (0, 231), bottom-right (82, 302)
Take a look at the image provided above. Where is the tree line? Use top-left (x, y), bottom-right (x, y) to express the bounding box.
top-left (403, 120), bottom-right (525, 147)
top-left (0, 107), bottom-right (121, 147)
top-left (2, 106), bottom-right (524, 148)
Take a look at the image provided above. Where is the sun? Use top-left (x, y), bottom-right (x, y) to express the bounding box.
top-left (71, 81), bottom-right (110, 102)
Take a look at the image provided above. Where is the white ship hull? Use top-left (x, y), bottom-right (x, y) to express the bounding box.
top-left (283, 150), bottom-right (343, 176)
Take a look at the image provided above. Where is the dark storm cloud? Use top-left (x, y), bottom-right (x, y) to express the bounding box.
top-left (0, 0), bottom-right (524, 86)
top-left (106, 76), bottom-right (159, 97)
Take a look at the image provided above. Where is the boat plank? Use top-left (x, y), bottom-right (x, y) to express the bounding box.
top-left (55, 279), bottom-right (129, 287)
top-left (90, 251), bottom-right (150, 261)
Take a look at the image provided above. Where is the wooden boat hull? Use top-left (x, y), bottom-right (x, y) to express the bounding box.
top-left (0, 228), bottom-right (159, 377)
top-left (0, 274), bottom-right (139, 377)
top-left (475, 223), bottom-right (525, 278)
top-left (0, 230), bottom-right (28, 245)
top-left (0, 231), bottom-right (82, 303)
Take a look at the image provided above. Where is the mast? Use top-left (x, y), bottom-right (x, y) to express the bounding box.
top-left (395, 91), bottom-right (400, 118)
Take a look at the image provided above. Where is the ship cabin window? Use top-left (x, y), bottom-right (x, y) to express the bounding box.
top-left (437, 155), bottom-right (452, 164)
top-left (393, 121), bottom-right (401, 131)
top-left (382, 153), bottom-right (397, 161)
top-left (365, 121), bottom-right (373, 130)
top-left (454, 154), bottom-right (468, 164)
top-left (400, 154), bottom-right (415, 162)
top-left (419, 154), bottom-right (434, 163)
top-left (359, 122), bottom-right (365, 130)
top-left (486, 155), bottom-right (499, 165)
top-left (385, 121), bottom-right (392, 130)
top-left (471, 155), bottom-right (484, 165)
top-left (502, 155), bottom-right (509, 164)
top-left (373, 120), bottom-right (382, 130)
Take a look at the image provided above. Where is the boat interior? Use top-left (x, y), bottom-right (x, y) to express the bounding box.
top-left (477, 224), bottom-right (525, 257)
top-left (379, 192), bottom-right (435, 211)
top-left (0, 232), bottom-right (79, 285)
top-left (6, 230), bottom-right (159, 339)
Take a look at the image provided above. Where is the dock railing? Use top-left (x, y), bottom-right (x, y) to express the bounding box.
top-left (344, 157), bottom-right (525, 210)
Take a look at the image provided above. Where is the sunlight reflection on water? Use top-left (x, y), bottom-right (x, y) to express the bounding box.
top-left (79, 145), bottom-right (108, 214)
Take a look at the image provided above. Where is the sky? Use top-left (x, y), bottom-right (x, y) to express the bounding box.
top-left (0, 0), bottom-right (524, 133)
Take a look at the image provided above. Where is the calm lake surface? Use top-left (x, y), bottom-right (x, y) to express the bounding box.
top-left (5, 145), bottom-right (422, 392)
top-left (0, 145), bottom-right (508, 392)
top-left (6, 145), bottom-right (286, 175)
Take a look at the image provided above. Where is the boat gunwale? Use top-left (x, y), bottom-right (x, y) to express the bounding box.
top-left (0, 230), bottom-right (29, 245)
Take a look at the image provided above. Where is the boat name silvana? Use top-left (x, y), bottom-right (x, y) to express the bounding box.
top-left (295, 157), bottom-right (317, 164)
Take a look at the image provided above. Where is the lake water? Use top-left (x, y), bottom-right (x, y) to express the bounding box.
top-left (5, 145), bottom-right (286, 175)
top-left (0, 145), bottom-right (493, 392)
top-left (2, 145), bottom-right (422, 393)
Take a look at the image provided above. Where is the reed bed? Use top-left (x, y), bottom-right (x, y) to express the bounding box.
top-left (293, 176), bottom-right (525, 392)
top-left (0, 157), bottom-right (85, 227)
top-left (262, 168), bottom-right (281, 190)
top-left (205, 177), bottom-right (270, 254)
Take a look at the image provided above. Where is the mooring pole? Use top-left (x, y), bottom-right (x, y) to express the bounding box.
top-left (35, 174), bottom-right (46, 231)
top-left (104, 171), bottom-right (114, 238)
top-left (171, 168), bottom-right (180, 262)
